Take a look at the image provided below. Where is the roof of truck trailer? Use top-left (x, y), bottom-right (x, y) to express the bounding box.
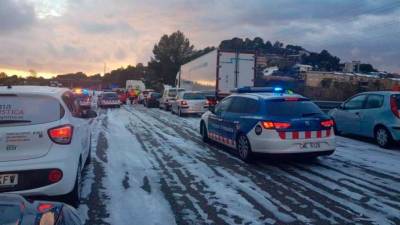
top-left (231, 92), bottom-right (305, 100)
top-left (0, 85), bottom-right (69, 96)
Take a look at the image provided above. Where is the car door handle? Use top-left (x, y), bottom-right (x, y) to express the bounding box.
top-left (354, 112), bottom-right (360, 115)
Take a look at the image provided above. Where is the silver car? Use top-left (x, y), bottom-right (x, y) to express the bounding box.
top-left (171, 91), bottom-right (209, 116)
top-left (159, 88), bottom-right (185, 111)
top-left (329, 91), bottom-right (400, 148)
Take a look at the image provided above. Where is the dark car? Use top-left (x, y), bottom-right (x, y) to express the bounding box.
top-left (0, 194), bottom-right (82, 225)
top-left (144, 92), bottom-right (161, 108)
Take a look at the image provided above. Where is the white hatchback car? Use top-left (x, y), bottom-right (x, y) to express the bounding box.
top-left (0, 86), bottom-right (96, 206)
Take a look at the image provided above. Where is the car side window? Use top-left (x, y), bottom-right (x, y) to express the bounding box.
top-left (344, 95), bottom-right (367, 110)
top-left (215, 97), bottom-right (233, 115)
top-left (227, 97), bottom-right (259, 114)
top-left (365, 95), bottom-right (384, 109)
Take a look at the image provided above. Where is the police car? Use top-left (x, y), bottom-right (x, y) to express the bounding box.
top-left (200, 87), bottom-right (336, 161)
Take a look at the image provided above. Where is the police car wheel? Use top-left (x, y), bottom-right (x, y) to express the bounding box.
top-left (237, 134), bottom-right (252, 162)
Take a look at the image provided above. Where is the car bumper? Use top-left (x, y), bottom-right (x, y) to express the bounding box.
top-left (181, 107), bottom-right (207, 114)
top-left (248, 128), bottom-right (336, 155)
top-left (0, 153), bottom-right (78, 196)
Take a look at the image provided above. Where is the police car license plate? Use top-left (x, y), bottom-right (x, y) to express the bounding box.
top-left (0, 174), bottom-right (18, 186)
top-left (300, 142), bottom-right (321, 149)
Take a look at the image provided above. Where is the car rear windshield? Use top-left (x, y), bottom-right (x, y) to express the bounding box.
top-left (168, 89), bottom-right (184, 97)
top-left (0, 95), bottom-right (63, 127)
top-left (183, 93), bottom-right (206, 100)
top-left (265, 99), bottom-right (323, 117)
top-left (0, 204), bottom-right (21, 225)
top-left (102, 93), bottom-right (118, 99)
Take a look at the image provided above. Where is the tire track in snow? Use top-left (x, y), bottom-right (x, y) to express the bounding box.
top-left (124, 107), bottom-right (289, 224)
top-left (123, 106), bottom-right (353, 224)
top-left (130, 107), bottom-right (370, 223)
top-left (130, 106), bottom-right (396, 225)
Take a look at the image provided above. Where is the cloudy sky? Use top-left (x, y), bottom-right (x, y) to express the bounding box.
top-left (0, 0), bottom-right (399, 78)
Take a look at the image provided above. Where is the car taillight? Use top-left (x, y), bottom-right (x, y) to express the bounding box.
top-left (37, 203), bottom-right (54, 213)
top-left (48, 169), bottom-right (63, 183)
top-left (181, 100), bottom-right (188, 105)
top-left (390, 96), bottom-right (400, 118)
top-left (321, 119), bottom-right (334, 128)
top-left (48, 125), bottom-right (73, 145)
top-left (262, 121), bottom-right (291, 129)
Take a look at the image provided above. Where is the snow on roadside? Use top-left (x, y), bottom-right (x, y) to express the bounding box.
top-left (102, 109), bottom-right (176, 225)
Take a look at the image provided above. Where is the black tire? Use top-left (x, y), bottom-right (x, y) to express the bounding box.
top-left (85, 136), bottom-right (92, 166)
top-left (178, 108), bottom-right (183, 117)
top-left (375, 126), bottom-right (393, 148)
top-left (200, 122), bottom-right (210, 143)
top-left (237, 134), bottom-right (253, 162)
top-left (65, 161), bottom-right (82, 208)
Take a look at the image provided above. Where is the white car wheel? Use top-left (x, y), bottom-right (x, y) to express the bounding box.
top-left (375, 127), bottom-right (392, 148)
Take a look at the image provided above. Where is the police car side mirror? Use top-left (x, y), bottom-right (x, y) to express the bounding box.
top-left (82, 109), bottom-right (97, 119)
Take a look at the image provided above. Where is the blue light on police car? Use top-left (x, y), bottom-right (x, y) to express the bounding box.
top-left (274, 87), bottom-right (283, 92)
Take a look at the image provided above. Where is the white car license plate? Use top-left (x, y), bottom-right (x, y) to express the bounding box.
top-left (300, 142), bottom-right (321, 149)
top-left (0, 174), bottom-right (18, 186)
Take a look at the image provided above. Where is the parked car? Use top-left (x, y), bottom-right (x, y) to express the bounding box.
top-left (144, 92), bottom-right (162, 108)
top-left (138, 89), bottom-right (154, 104)
top-left (0, 86), bottom-right (96, 207)
top-left (159, 88), bottom-right (185, 110)
top-left (97, 92), bottom-right (121, 108)
top-left (171, 91), bottom-right (209, 116)
top-left (329, 91), bottom-right (400, 148)
top-left (200, 87), bottom-right (336, 161)
top-left (0, 194), bottom-right (82, 224)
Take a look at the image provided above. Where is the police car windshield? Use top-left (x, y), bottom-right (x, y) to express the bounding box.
top-left (183, 93), bottom-right (205, 100)
top-left (265, 99), bottom-right (323, 117)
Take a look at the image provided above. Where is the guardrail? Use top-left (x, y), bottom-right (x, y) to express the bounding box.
top-left (313, 101), bottom-right (342, 113)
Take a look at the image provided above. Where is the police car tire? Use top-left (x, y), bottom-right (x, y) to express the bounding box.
top-left (237, 134), bottom-right (253, 162)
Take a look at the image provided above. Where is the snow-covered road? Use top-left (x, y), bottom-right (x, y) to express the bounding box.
top-left (79, 105), bottom-right (400, 225)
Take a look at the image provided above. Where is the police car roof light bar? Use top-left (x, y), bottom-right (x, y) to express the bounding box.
top-left (233, 86), bottom-right (290, 94)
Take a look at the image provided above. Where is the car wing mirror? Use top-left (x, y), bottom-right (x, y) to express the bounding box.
top-left (82, 109), bottom-right (97, 119)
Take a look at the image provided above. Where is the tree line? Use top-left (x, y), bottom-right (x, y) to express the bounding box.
top-left (1, 31), bottom-right (381, 90)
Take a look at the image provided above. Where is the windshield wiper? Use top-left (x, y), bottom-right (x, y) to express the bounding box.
top-left (302, 112), bottom-right (322, 117)
top-left (0, 120), bottom-right (32, 124)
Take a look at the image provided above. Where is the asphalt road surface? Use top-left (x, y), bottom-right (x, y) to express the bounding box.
top-left (78, 105), bottom-right (400, 225)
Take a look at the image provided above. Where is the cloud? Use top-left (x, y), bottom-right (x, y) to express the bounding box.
top-left (0, 0), bottom-right (399, 77)
top-left (0, 0), bottom-right (36, 33)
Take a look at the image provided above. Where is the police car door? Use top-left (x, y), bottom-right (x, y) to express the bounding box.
top-left (222, 96), bottom-right (260, 147)
top-left (208, 97), bottom-right (233, 140)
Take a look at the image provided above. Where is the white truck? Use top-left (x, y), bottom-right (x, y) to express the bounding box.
top-left (177, 49), bottom-right (256, 98)
top-left (126, 80), bottom-right (145, 91)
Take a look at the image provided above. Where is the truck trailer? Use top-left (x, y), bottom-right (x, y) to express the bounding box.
top-left (176, 49), bottom-right (256, 98)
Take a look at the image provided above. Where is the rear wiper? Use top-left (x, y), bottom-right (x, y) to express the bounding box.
top-left (302, 112), bottom-right (322, 117)
top-left (0, 120), bottom-right (32, 124)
